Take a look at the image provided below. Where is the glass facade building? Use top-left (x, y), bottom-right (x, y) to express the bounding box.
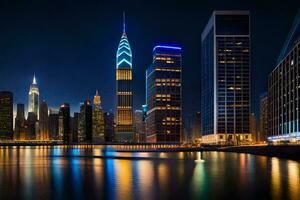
top-left (146, 45), bottom-right (182, 143)
top-left (115, 14), bottom-right (133, 142)
top-left (201, 11), bottom-right (251, 144)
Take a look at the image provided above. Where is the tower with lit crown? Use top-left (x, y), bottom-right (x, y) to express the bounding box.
top-left (115, 12), bottom-right (133, 142)
top-left (28, 74), bottom-right (39, 118)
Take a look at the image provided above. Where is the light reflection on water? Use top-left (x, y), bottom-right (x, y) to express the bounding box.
top-left (0, 147), bottom-right (299, 200)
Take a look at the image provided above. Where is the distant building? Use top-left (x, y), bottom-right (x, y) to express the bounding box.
top-left (59, 103), bottom-right (70, 143)
top-left (268, 9), bottom-right (300, 143)
top-left (259, 93), bottom-right (268, 142)
top-left (104, 112), bottom-right (114, 142)
top-left (79, 100), bottom-right (93, 142)
top-left (28, 74), bottom-right (39, 118)
top-left (92, 90), bottom-right (105, 143)
top-left (38, 100), bottom-right (49, 140)
top-left (134, 110), bottom-right (146, 142)
top-left (190, 112), bottom-right (201, 142)
top-left (115, 13), bottom-right (134, 142)
top-left (72, 112), bottom-right (79, 143)
top-left (27, 112), bottom-right (37, 140)
top-left (201, 11), bottom-right (251, 145)
top-left (0, 91), bottom-right (13, 140)
top-left (49, 109), bottom-right (59, 140)
top-left (15, 103), bottom-right (26, 140)
top-left (146, 45), bottom-right (182, 143)
top-left (250, 113), bottom-right (257, 143)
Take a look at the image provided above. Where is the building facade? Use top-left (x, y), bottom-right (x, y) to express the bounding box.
top-left (38, 100), bottom-right (49, 140)
top-left (115, 14), bottom-right (133, 142)
top-left (133, 110), bottom-right (146, 142)
top-left (268, 10), bottom-right (300, 143)
top-left (146, 45), bottom-right (182, 143)
top-left (104, 112), bottom-right (115, 142)
top-left (28, 75), bottom-right (39, 118)
top-left (59, 103), bottom-right (70, 143)
top-left (15, 103), bottom-right (26, 140)
top-left (49, 109), bottom-right (59, 140)
top-left (201, 11), bottom-right (251, 145)
top-left (79, 100), bottom-right (93, 142)
top-left (259, 93), bottom-right (268, 142)
top-left (72, 112), bottom-right (79, 143)
top-left (0, 91), bottom-right (13, 140)
top-left (92, 90), bottom-right (105, 143)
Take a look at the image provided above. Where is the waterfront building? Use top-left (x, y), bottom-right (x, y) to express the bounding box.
top-left (188, 112), bottom-right (201, 143)
top-left (59, 103), bottom-right (70, 143)
top-left (28, 74), bottom-right (39, 118)
top-left (133, 110), bottom-right (146, 142)
top-left (115, 13), bottom-right (133, 142)
top-left (72, 112), bottom-right (79, 142)
top-left (78, 100), bottom-right (93, 142)
top-left (0, 91), bottom-right (13, 140)
top-left (268, 10), bottom-right (300, 143)
top-left (38, 100), bottom-right (49, 140)
top-left (49, 109), bottom-right (59, 140)
top-left (250, 113), bottom-right (257, 143)
top-left (259, 93), bottom-right (268, 142)
top-left (146, 45), bottom-right (182, 143)
top-left (92, 90), bottom-right (105, 143)
top-left (201, 11), bottom-right (251, 145)
top-left (27, 112), bottom-right (37, 140)
top-left (104, 112), bottom-right (115, 142)
top-left (15, 103), bottom-right (26, 140)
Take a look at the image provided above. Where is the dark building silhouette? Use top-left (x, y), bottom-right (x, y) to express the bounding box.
top-left (27, 112), bottom-right (37, 140)
top-left (146, 45), bottom-right (182, 143)
top-left (49, 109), bottom-right (59, 140)
top-left (39, 100), bottom-right (49, 140)
top-left (79, 100), bottom-right (93, 142)
top-left (201, 11), bottom-right (251, 145)
top-left (104, 112), bottom-right (115, 142)
top-left (15, 103), bottom-right (26, 140)
top-left (59, 103), bottom-right (70, 143)
top-left (0, 91), bottom-right (13, 140)
top-left (72, 112), bottom-right (79, 143)
top-left (259, 93), bottom-right (268, 142)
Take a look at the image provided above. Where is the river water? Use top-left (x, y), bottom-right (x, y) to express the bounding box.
top-left (0, 146), bottom-right (299, 200)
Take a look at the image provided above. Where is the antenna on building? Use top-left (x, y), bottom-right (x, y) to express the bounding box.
top-left (123, 11), bottom-right (126, 33)
top-left (33, 73), bottom-right (37, 84)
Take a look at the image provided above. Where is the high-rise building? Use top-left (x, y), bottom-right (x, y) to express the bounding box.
top-left (0, 91), bottom-right (13, 140)
top-left (146, 45), bottom-right (182, 143)
top-left (78, 100), bottom-right (93, 142)
top-left (250, 113), bottom-right (257, 143)
top-left (72, 112), bottom-right (79, 142)
top-left (133, 110), bottom-right (146, 142)
top-left (27, 112), bottom-right (37, 140)
top-left (49, 109), bottom-right (59, 140)
top-left (92, 90), bottom-right (105, 143)
top-left (259, 93), bottom-right (268, 142)
top-left (115, 13), bottom-right (133, 142)
top-left (15, 103), bottom-right (26, 140)
top-left (38, 100), bottom-right (49, 140)
top-left (268, 9), bottom-right (300, 143)
top-left (28, 74), bottom-right (39, 118)
top-left (201, 11), bottom-right (251, 145)
top-left (191, 112), bottom-right (201, 142)
top-left (104, 112), bottom-right (115, 142)
top-left (59, 103), bottom-right (70, 143)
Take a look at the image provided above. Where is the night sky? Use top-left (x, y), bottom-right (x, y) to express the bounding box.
top-left (0, 0), bottom-right (299, 119)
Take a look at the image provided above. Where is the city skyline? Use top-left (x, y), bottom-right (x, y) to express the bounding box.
top-left (0, 1), bottom-right (299, 119)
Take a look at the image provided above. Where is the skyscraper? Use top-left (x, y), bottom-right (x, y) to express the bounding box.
top-left (268, 9), bottom-right (300, 143)
top-left (78, 100), bottom-right (93, 142)
top-left (72, 112), bottom-right (79, 142)
top-left (49, 109), bottom-right (59, 140)
top-left (59, 103), bottom-right (70, 143)
top-left (115, 13), bottom-right (133, 142)
top-left (92, 90), bottom-right (105, 143)
top-left (0, 91), bottom-right (13, 140)
top-left (15, 103), bottom-right (26, 140)
top-left (259, 93), bottom-right (268, 142)
top-left (250, 113), bottom-right (257, 143)
top-left (28, 74), bottom-right (39, 118)
top-left (38, 100), bottom-right (49, 140)
top-left (201, 11), bottom-right (251, 145)
top-left (146, 45), bottom-right (182, 143)
top-left (133, 110), bottom-right (146, 142)
top-left (104, 112), bottom-right (115, 142)
top-left (27, 112), bottom-right (37, 140)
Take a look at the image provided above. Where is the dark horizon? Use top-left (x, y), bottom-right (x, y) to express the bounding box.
top-left (0, 0), bottom-right (299, 118)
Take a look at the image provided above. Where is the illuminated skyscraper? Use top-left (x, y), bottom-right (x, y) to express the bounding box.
top-left (79, 100), bottom-right (93, 142)
top-left (146, 45), bottom-right (182, 143)
top-left (38, 100), bottom-right (49, 140)
top-left (115, 13), bottom-right (133, 142)
top-left (92, 90), bottom-right (105, 143)
top-left (28, 74), bottom-right (39, 118)
top-left (0, 91), bottom-right (13, 140)
top-left (201, 11), bottom-right (251, 145)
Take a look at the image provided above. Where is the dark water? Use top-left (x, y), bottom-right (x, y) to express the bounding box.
top-left (0, 147), bottom-right (299, 200)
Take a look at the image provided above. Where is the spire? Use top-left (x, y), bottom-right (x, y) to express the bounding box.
top-left (33, 73), bottom-right (37, 84)
top-left (95, 89), bottom-right (99, 96)
top-left (123, 11), bottom-right (126, 34)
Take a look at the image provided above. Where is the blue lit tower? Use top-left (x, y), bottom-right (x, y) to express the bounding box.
top-left (115, 12), bottom-right (133, 142)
